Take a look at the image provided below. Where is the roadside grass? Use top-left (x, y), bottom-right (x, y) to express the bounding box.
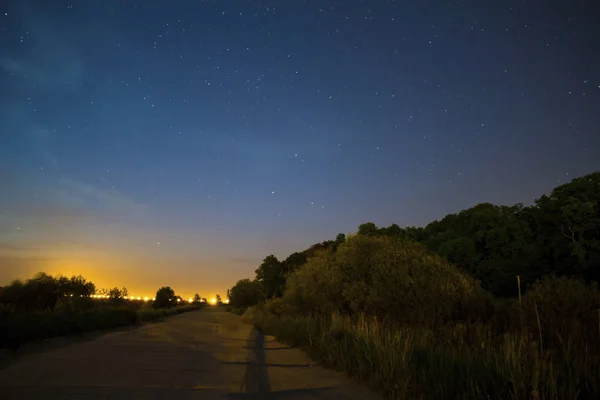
top-left (0, 303), bottom-right (204, 351)
top-left (224, 306), bottom-right (246, 315)
top-left (245, 308), bottom-right (599, 400)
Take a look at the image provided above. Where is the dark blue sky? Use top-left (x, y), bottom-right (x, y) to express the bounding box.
top-left (1, 0), bottom-right (599, 297)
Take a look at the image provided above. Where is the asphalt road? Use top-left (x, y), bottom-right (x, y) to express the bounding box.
top-left (0, 308), bottom-right (383, 399)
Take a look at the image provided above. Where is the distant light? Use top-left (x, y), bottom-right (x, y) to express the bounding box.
top-left (177, 298), bottom-right (181, 302)
top-left (123, 296), bottom-right (128, 299)
top-left (137, 296), bottom-right (142, 300)
top-left (211, 298), bottom-right (217, 304)
top-left (152, 298), bottom-right (156, 301)
top-left (144, 297), bottom-right (149, 301)
top-left (188, 298), bottom-right (193, 303)
top-left (225, 299), bottom-right (230, 304)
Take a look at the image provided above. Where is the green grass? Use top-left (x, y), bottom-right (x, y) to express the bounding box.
top-left (246, 309), bottom-right (599, 400)
top-left (0, 304), bottom-right (204, 351)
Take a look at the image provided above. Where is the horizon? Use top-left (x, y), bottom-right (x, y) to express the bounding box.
top-left (1, 1), bottom-right (599, 298)
top-left (1, 170), bottom-right (595, 298)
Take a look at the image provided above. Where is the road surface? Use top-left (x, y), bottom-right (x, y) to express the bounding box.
top-left (0, 308), bottom-right (383, 399)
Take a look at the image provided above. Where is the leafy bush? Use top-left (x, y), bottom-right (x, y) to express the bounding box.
top-left (284, 249), bottom-right (344, 315)
top-left (521, 275), bottom-right (600, 349)
top-left (284, 235), bottom-right (487, 327)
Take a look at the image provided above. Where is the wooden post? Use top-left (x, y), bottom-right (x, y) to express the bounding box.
top-left (517, 275), bottom-right (522, 305)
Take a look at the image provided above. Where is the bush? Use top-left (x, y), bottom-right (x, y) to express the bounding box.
top-left (521, 275), bottom-right (600, 349)
top-left (284, 249), bottom-right (343, 315)
top-left (284, 235), bottom-right (487, 327)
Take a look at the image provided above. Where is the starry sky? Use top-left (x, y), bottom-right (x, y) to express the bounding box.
top-left (1, 1), bottom-right (599, 298)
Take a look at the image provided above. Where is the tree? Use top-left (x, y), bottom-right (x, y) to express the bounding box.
top-left (193, 293), bottom-right (201, 303)
top-left (106, 287), bottom-right (128, 305)
top-left (0, 272), bottom-right (99, 313)
top-left (153, 286), bottom-right (176, 308)
top-left (282, 252), bottom-right (308, 274)
top-left (533, 172), bottom-right (600, 282)
top-left (216, 294), bottom-right (222, 304)
top-left (228, 279), bottom-right (264, 308)
top-left (358, 222), bottom-right (379, 236)
top-left (255, 255), bottom-right (285, 299)
top-left (382, 224), bottom-right (402, 237)
top-left (108, 287), bottom-right (128, 299)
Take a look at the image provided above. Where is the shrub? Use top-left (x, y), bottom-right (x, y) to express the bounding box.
top-left (521, 275), bottom-right (600, 348)
top-left (284, 249), bottom-right (344, 315)
top-left (284, 235), bottom-right (487, 327)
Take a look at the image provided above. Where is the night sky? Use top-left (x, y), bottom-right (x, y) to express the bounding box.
top-left (1, 1), bottom-right (599, 298)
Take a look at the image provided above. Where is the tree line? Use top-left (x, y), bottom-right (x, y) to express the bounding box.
top-left (227, 171), bottom-right (600, 398)
top-left (229, 172), bottom-right (599, 308)
top-left (0, 272), bottom-right (206, 315)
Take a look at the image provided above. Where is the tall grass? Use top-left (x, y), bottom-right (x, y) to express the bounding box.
top-left (246, 308), bottom-right (599, 400)
top-left (0, 304), bottom-right (203, 351)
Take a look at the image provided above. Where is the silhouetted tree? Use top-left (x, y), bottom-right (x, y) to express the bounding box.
top-left (228, 279), bottom-right (264, 308)
top-left (358, 222), bottom-right (379, 236)
top-left (255, 255), bottom-right (285, 298)
top-left (153, 286), bottom-right (176, 308)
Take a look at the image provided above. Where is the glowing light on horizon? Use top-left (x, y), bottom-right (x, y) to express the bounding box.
top-left (210, 298), bottom-right (217, 304)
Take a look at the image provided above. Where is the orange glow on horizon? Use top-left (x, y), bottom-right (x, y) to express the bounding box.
top-left (4, 252), bottom-right (231, 302)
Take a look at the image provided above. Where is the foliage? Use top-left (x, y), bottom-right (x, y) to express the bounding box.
top-left (284, 235), bottom-right (487, 327)
top-left (0, 272), bottom-right (204, 350)
top-left (0, 273), bottom-right (96, 314)
top-left (193, 293), bottom-right (201, 303)
top-left (254, 255), bottom-right (285, 299)
top-left (246, 308), bottom-right (599, 400)
top-left (284, 249), bottom-right (344, 315)
top-left (520, 275), bottom-right (600, 349)
top-left (0, 304), bottom-right (203, 351)
top-left (233, 172), bottom-right (600, 399)
top-left (228, 279), bottom-right (263, 308)
top-left (153, 286), bottom-right (176, 308)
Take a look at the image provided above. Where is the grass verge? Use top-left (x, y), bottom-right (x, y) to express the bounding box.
top-left (0, 304), bottom-right (203, 351)
top-left (245, 308), bottom-right (599, 400)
